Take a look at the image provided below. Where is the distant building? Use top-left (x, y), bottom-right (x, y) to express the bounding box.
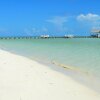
top-left (40, 35), bottom-right (49, 38)
top-left (91, 30), bottom-right (100, 38)
top-left (64, 34), bottom-right (74, 38)
top-left (98, 34), bottom-right (100, 38)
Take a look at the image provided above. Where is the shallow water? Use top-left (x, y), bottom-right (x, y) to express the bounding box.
top-left (0, 38), bottom-right (100, 78)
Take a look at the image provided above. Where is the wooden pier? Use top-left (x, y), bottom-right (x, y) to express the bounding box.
top-left (0, 35), bottom-right (99, 40)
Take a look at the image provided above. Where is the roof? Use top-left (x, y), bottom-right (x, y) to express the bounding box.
top-left (91, 30), bottom-right (100, 33)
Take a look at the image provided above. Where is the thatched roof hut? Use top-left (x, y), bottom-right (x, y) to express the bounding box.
top-left (91, 30), bottom-right (100, 38)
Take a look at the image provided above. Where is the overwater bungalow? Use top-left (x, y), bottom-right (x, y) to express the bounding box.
top-left (64, 34), bottom-right (74, 38)
top-left (91, 30), bottom-right (100, 38)
top-left (40, 34), bottom-right (50, 38)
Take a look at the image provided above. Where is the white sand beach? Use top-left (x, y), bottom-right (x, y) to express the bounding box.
top-left (0, 49), bottom-right (100, 100)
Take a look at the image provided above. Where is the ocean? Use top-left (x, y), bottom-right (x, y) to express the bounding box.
top-left (0, 38), bottom-right (100, 91)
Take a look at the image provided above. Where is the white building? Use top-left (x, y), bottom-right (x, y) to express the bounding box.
top-left (40, 35), bottom-right (49, 38)
top-left (91, 30), bottom-right (100, 38)
top-left (64, 34), bottom-right (74, 38)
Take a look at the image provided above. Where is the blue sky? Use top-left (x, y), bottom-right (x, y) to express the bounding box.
top-left (0, 0), bottom-right (100, 36)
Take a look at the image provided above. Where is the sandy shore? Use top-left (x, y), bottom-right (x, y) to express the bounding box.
top-left (0, 49), bottom-right (100, 100)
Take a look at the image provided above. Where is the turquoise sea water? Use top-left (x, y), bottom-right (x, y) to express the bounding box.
top-left (0, 38), bottom-right (100, 77)
top-left (0, 38), bottom-right (100, 87)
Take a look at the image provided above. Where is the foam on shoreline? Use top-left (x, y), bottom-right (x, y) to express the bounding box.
top-left (0, 49), bottom-right (100, 100)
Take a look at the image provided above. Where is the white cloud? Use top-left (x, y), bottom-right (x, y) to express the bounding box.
top-left (24, 27), bottom-right (48, 36)
top-left (77, 13), bottom-right (100, 22)
top-left (46, 16), bottom-right (68, 31)
top-left (77, 13), bottom-right (100, 31)
top-left (47, 16), bottom-right (67, 25)
top-left (92, 26), bottom-right (100, 31)
top-left (31, 27), bottom-right (48, 33)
